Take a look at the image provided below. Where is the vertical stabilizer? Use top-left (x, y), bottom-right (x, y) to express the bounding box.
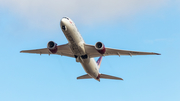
top-left (96, 56), bottom-right (103, 70)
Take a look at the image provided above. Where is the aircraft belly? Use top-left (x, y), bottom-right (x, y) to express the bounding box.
top-left (67, 43), bottom-right (84, 56)
top-left (80, 58), bottom-right (99, 79)
top-left (64, 27), bottom-right (85, 55)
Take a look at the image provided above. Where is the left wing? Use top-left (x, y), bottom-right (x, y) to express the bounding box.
top-left (84, 44), bottom-right (160, 58)
top-left (20, 43), bottom-right (74, 57)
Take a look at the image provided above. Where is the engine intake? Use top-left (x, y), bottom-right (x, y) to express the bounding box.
top-left (95, 42), bottom-right (106, 54)
top-left (47, 41), bottom-right (58, 54)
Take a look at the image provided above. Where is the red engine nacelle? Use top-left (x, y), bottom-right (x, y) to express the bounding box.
top-left (47, 41), bottom-right (58, 54)
top-left (95, 42), bottom-right (106, 54)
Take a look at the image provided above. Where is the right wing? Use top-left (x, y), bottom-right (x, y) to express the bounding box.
top-left (20, 43), bottom-right (74, 58)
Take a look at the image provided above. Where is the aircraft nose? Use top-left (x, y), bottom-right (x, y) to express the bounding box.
top-left (60, 18), bottom-right (67, 31)
top-left (60, 18), bottom-right (66, 26)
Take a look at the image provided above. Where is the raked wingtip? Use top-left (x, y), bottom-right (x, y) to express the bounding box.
top-left (156, 53), bottom-right (161, 55)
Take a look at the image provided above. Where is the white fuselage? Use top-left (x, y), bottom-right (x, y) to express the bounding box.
top-left (60, 17), bottom-right (100, 81)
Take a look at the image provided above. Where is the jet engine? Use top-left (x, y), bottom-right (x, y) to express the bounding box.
top-left (95, 42), bottom-right (106, 54)
top-left (47, 41), bottom-right (58, 54)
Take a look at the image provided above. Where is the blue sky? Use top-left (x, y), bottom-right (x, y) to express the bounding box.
top-left (0, 0), bottom-right (180, 101)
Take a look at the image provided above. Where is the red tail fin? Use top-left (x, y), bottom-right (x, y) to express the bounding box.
top-left (96, 56), bottom-right (103, 69)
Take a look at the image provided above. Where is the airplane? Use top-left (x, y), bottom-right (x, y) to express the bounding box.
top-left (20, 17), bottom-right (160, 82)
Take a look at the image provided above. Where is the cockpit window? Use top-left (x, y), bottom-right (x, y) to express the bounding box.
top-left (63, 17), bottom-right (69, 20)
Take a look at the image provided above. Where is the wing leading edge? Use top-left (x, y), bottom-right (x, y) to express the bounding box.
top-left (84, 44), bottom-right (160, 58)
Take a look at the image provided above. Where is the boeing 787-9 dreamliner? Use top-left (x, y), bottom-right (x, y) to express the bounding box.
top-left (20, 17), bottom-right (160, 81)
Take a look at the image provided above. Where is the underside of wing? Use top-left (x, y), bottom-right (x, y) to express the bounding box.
top-left (84, 44), bottom-right (160, 58)
top-left (20, 43), bottom-right (74, 57)
top-left (20, 48), bottom-right (49, 54)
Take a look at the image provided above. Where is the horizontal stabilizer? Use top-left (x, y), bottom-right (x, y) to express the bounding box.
top-left (77, 74), bottom-right (92, 79)
top-left (100, 74), bottom-right (123, 80)
top-left (77, 74), bottom-right (123, 80)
